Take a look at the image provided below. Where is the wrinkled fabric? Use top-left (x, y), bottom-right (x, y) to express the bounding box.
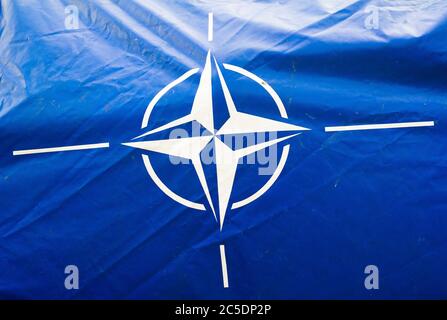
top-left (0, 0), bottom-right (447, 299)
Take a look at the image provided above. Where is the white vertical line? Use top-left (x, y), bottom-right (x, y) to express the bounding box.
top-left (325, 121), bottom-right (435, 132)
top-left (220, 244), bottom-right (229, 288)
top-left (208, 12), bottom-right (213, 42)
top-left (12, 142), bottom-right (110, 156)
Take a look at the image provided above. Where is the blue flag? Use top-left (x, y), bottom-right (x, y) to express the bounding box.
top-left (0, 0), bottom-right (446, 299)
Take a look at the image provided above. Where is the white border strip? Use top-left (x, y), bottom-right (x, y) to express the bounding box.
top-left (13, 142), bottom-right (110, 156)
top-left (325, 121), bottom-right (434, 132)
top-left (220, 244), bottom-right (229, 288)
top-left (208, 12), bottom-right (213, 42)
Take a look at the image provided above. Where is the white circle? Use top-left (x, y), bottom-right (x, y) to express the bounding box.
top-left (140, 64), bottom-right (292, 211)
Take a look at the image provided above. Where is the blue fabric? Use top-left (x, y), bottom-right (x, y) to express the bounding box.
top-left (0, 0), bottom-right (446, 299)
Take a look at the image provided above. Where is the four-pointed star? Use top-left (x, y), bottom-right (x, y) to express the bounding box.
top-left (123, 50), bottom-right (309, 230)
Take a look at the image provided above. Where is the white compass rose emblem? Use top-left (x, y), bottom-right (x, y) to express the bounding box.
top-left (122, 50), bottom-right (309, 230)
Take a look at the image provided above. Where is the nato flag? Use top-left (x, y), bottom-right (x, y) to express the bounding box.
top-left (0, 0), bottom-right (446, 299)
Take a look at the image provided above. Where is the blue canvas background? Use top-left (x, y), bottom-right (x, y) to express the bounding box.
top-left (0, 0), bottom-right (446, 299)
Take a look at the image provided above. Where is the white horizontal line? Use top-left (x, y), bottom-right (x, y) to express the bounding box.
top-left (325, 121), bottom-right (435, 132)
top-left (13, 142), bottom-right (110, 156)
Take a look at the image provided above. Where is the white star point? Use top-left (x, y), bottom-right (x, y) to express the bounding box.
top-left (125, 52), bottom-right (309, 230)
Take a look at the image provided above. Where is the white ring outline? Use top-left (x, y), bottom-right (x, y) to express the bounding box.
top-left (141, 68), bottom-right (206, 211)
top-left (140, 64), bottom-right (292, 211)
top-left (222, 64), bottom-right (290, 209)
